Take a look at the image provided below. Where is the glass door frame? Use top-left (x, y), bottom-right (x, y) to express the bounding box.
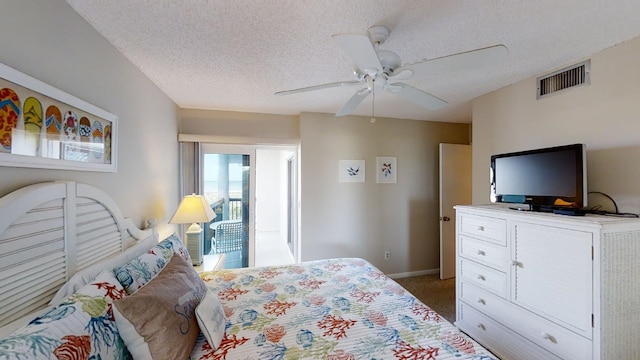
top-left (200, 144), bottom-right (257, 267)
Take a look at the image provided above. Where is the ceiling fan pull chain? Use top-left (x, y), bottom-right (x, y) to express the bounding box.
top-left (371, 79), bottom-right (376, 123)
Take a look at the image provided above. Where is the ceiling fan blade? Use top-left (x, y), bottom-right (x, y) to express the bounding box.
top-left (332, 34), bottom-right (383, 75)
top-left (400, 45), bottom-right (508, 77)
top-left (336, 87), bottom-right (372, 116)
top-left (388, 68), bottom-right (413, 81)
top-left (387, 83), bottom-right (448, 111)
top-left (275, 80), bottom-right (362, 96)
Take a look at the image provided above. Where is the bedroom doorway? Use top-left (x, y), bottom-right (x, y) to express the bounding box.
top-left (200, 144), bottom-right (298, 269)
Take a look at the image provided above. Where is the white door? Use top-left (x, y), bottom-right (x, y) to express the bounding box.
top-left (201, 144), bottom-right (256, 268)
top-left (439, 143), bottom-right (472, 279)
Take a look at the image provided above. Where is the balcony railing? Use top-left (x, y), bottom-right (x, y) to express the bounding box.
top-left (210, 197), bottom-right (242, 221)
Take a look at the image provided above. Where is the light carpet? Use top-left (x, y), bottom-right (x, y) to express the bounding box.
top-left (394, 274), bottom-right (456, 324)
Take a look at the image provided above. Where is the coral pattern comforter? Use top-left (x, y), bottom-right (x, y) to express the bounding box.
top-left (190, 258), bottom-right (495, 360)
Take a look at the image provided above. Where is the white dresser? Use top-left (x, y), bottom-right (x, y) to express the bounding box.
top-left (455, 205), bottom-right (640, 360)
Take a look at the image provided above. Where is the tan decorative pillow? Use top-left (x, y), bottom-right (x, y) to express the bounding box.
top-left (113, 255), bottom-right (207, 359)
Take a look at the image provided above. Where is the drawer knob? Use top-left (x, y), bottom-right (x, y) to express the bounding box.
top-left (477, 250), bottom-right (486, 256)
top-left (477, 298), bottom-right (486, 305)
top-left (477, 274), bottom-right (486, 281)
top-left (511, 260), bottom-right (521, 267)
top-left (477, 323), bottom-right (486, 330)
top-left (476, 226), bottom-right (485, 231)
top-left (541, 332), bottom-right (557, 343)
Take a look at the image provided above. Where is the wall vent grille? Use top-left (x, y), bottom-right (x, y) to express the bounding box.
top-left (537, 60), bottom-right (590, 99)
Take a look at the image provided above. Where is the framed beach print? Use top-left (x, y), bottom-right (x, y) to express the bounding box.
top-left (339, 160), bottom-right (365, 183)
top-left (376, 156), bottom-right (397, 183)
top-left (0, 62), bottom-right (117, 172)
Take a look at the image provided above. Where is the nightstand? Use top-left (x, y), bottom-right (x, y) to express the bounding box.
top-left (193, 253), bottom-right (226, 273)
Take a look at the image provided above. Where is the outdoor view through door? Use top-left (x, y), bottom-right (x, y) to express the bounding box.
top-left (201, 145), bottom-right (297, 269)
top-left (203, 153), bottom-right (250, 268)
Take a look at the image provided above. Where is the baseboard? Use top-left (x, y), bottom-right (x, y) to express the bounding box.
top-left (386, 268), bottom-right (440, 279)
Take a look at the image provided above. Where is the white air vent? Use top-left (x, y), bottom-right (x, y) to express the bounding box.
top-left (537, 60), bottom-right (590, 99)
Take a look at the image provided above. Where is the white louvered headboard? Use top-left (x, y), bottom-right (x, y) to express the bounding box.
top-left (0, 181), bottom-right (154, 328)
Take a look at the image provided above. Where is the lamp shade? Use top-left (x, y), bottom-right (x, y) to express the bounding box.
top-left (169, 194), bottom-right (216, 224)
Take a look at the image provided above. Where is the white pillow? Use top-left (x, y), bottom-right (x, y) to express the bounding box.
top-left (195, 289), bottom-right (227, 350)
top-left (49, 232), bottom-right (159, 305)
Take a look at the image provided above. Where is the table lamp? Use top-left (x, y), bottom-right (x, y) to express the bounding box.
top-left (169, 194), bottom-right (216, 265)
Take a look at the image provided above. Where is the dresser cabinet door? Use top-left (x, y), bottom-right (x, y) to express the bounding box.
top-left (512, 222), bottom-right (593, 338)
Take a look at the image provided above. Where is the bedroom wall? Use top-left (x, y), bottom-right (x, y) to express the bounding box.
top-left (0, 1), bottom-right (179, 230)
top-left (299, 112), bottom-right (469, 274)
top-left (472, 36), bottom-right (640, 214)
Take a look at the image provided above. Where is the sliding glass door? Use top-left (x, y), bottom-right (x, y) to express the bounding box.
top-left (201, 145), bottom-right (255, 268)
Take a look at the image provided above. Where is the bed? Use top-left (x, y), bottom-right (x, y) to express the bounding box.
top-left (0, 181), bottom-right (496, 360)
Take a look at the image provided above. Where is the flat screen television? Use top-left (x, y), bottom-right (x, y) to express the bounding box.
top-left (490, 143), bottom-right (587, 211)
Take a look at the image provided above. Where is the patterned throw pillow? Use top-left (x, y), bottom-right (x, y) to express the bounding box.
top-left (195, 289), bottom-right (227, 350)
top-left (164, 232), bottom-right (192, 263)
top-left (113, 232), bottom-right (191, 294)
top-left (113, 255), bottom-right (207, 359)
top-left (0, 271), bottom-right (130, 359)
top-left (49, 232), bottom-right (159, 305)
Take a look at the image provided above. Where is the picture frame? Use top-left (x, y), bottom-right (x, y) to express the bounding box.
top-left (339, 160), bottom-right (365, 183)
top-left (0, 62), bottom-right (117, 172)
top-left (376, 156), bottom-right (397, 183)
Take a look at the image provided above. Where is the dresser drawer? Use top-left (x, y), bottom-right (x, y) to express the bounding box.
top-left (459, 259), bottom-right (507, 298)
top-left (460, 281), bottom-right (504, 319)
top-left (459, 235), bottom-right (508, 271)
top-left (458, 302), bottom-right (563, 360)
top-left (458, 212), bottom-right (507, 245)
top-left (461, 282), bottom-right (592, 360)
top-left (499, 301), bottom-right (592, 360)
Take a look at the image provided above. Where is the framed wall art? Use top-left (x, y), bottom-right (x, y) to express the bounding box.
top-left (0, 62), bottom-right (117, 172)
top-left (338, 160), bottom-right (365, 183)
top-left (376, 156), bottom-right (397, 183)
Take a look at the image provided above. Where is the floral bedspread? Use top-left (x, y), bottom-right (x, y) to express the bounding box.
top-left (190, 258), bottom-right (496, 360)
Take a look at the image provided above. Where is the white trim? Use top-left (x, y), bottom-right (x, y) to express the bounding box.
top-left (386, 268), bottom-right (440, 279)
top-left (179, 134), bottom-right (299, 146)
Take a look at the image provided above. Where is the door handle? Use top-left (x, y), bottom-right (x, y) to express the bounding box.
top-left (439, 216), bottom-right (451, 221)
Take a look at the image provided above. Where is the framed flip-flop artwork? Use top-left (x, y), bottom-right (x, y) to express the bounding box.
top-left (0, 62), bottom-right (117, 172)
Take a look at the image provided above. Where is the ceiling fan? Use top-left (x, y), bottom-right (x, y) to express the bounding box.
top-left (275, 25), bottom-right (508, 117)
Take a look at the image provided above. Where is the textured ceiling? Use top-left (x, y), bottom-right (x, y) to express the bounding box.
top-left (66, 0), bottom-right (640, 123)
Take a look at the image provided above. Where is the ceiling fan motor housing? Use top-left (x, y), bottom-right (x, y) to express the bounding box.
top-left (376, 50), bottom-right (401, 76)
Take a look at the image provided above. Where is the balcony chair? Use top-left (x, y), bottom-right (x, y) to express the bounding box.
top-left (209, 219), bottom-right (243, 254)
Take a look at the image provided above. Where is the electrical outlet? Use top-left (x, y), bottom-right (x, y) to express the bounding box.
top-left (384, 251), bottom-right (390, 260)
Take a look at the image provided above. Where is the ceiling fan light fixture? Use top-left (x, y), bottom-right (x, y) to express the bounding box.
top-left (362, 67), bottom-right (379, 77)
